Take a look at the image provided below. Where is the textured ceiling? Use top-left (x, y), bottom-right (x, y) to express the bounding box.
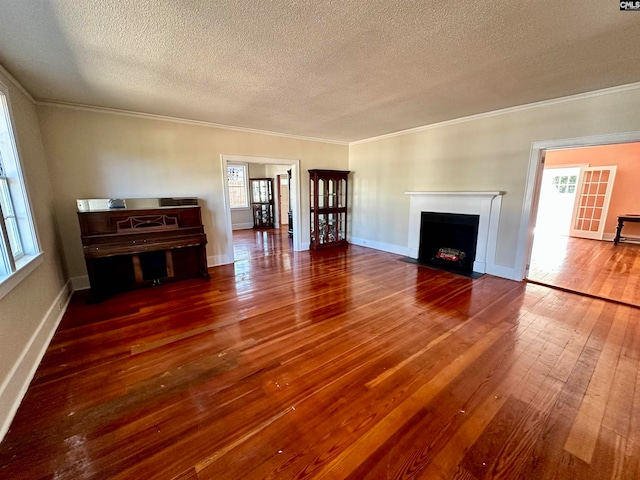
top-left (1, 0), bottom-right (640, 143)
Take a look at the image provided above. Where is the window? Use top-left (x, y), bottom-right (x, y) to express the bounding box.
top-left (0, 159), bottom-right (22, 258)
top-left (227, 163), bottom-right (249, 209)
top-left (551, 174), bottom-right (578, 194)
top-left (0, 83), bottom-right (40, 287)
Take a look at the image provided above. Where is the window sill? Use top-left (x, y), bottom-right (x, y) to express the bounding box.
top-left (230, 207), bottom-right (251, 211)
top-left (0, 252), bottom-right (43, 301)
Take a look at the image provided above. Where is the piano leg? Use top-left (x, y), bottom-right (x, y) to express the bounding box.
top-left (199, 245), bottom-right (210, 279)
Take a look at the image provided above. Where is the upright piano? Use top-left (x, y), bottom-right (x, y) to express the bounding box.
top-left (77, 197), bottom-right (209, 300)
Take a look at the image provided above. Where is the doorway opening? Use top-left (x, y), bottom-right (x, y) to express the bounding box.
top-left (221, 155), bottom-right (302, 265)
top-left (523, 139), bottom-right (640, 307)
top-left (536, 166), bottom-right (582, 237)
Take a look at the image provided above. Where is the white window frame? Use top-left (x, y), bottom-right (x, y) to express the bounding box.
top-left (227, 162), bottom-right (250, 209)
top-left (0, 82), bottom-right (42, 300)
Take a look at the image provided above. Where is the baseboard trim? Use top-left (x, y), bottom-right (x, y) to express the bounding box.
top-left (349, 237), bottom-right (410, 257)
top-left (486, 263), bottom-right (521, 281)
top-left (207, 255), bottom-right (232, 267)
top-left (351, 237), bottom-right (520, 281)
top-left (232, 223), bottom-right (253, 230)
top-left (603, 233), bottom-right (640, 243)
top-left (0, 279), bottom-right (72, 442)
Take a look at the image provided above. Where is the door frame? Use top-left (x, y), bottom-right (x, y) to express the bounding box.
top-left (516, 131), bottom-right (640, 280)
top-left (274, 174), bottom-right (282, 228)
top-left (221, 154), bottom-right (303, 264)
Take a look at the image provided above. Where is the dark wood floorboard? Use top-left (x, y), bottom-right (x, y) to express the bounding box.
top-left (528, 233), bottom-right (640, 307)
top-left (1, 228), bottom-right (639, 479)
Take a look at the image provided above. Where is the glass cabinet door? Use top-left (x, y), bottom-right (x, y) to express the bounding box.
top-left (250, 178), bottom-right (274, 228)
top-left (309, 170), bottom-right (350, 250)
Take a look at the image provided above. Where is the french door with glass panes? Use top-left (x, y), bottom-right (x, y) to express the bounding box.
top-left (569, 166), bottom-right (617, 240)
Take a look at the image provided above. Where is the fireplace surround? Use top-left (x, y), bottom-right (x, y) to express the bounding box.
top-left (405, 191), bottom-right (504, 274)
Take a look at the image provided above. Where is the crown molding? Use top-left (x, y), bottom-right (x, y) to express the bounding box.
top-left (350, 81), bottom-right (640, 146)
top-left (35, 99), bottom-right (348, 146)
top-left (7, 58), bottom-right (640, 148)
top-left (0, 65), bottom-right (36, 104)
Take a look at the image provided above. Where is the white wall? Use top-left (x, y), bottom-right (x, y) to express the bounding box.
top-left (36, 105), bottom-right (349, 281)
top-left (0, 69), bottom-right (69, 440)
top-left (349, 85), bottom-right (640, 279)
top-left (230, 208), bottom-right (253, 230)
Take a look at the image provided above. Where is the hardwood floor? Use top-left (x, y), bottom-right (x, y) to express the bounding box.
top-left (528, 233), bottom-right (640, 307)
top-left (1, 228), bottom-right (639, 479)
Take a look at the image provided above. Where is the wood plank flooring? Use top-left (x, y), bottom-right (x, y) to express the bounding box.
top-left (1, 228), bottom-right (639, 479)
top-left (527, 234), bottom-right (640, 307)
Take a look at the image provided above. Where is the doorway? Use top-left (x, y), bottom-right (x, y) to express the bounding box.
top-left (221, 155), bottom-right (302, 265)
top-left (535, 166), bottom-right (581, 237)
top-left (523, 139), bottom-right (640, 307)
top-left (278, 174), bottom-right (290, 229)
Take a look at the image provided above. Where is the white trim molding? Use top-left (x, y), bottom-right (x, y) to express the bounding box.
top-left (405, 191), bottom-right (504, 275)
top-left (232, 222), bottom-right (253, 231)
top-left (0, 64), bottom-right (35, 104)
top-left (351, 82), bottom-right (640, 145)
top-left (37, 100), bottom-right (348, 146)
top-left (0, 280), bottom-right (72, 442)
top-left (349, 237), bottom-right (410, 257)
top-left (0, 253), bottom-right (43, 300)
top-left (207, 254), bottom-right (230, 268)
top-left (603, 232), bottom-right (640, 243)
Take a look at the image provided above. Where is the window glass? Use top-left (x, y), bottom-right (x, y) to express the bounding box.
top-left (227, 164), bottom-right (249, 208)
top-left (0, 85), bottom-right (39, 281)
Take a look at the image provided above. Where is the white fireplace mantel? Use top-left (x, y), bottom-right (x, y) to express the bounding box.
top-left (405, 191), bottom-right (504, 274)
top-left (405, 191), bottom-right (503, 197)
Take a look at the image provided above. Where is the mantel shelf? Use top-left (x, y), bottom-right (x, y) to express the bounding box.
top-left (405, 191), bottom-right (505, 197)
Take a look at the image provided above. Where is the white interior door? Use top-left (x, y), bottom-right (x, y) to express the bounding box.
top-left (537, 167), bottom-right (581, 237)
top-left (279, 175), bottom-right (289, 225)
top-left (569, 166), bottom-right (617, 240)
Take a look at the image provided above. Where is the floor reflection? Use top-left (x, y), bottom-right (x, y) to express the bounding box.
top-left (530, 232), bottom-right (570, 274)
top-left (232, 228), bottom-right (293, 291)
top-left (527, 232), bottom-right (640, 306)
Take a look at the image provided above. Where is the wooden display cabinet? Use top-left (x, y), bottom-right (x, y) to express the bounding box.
top-left (250, 178), bottom-right (274, 228)
top-left (309, 169), bottom-right (349, 250)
